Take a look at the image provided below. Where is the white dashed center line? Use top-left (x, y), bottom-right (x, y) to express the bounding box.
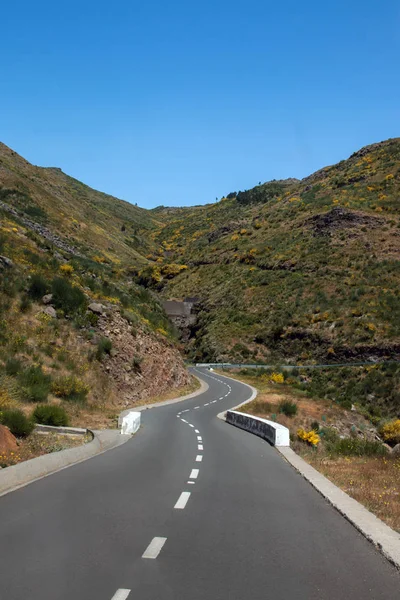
top-left (111, 589), bottom-right (131, 600)
top-left (190, 468), bottom-right (199, 479)
top-left (174, 491), bottom-right (191, 509)
top-left (181, 419), bottom-right (188, 423)
top-left (142, 537), bottom-right (167, 559)
top-left (196, 455), bottom-right (203, 462)
top-left (189, 423), bottom-right (194, 428)
top-left (195, 429), bottom-right (199, 433)
top-left (198, 444), bottom-right (203, 451)
top-left (194, 406), bottom-right (200, 409)
top-left (204, 403), bottom-right (209, 406)
top-left (197, 436), bottom-right (202, 441)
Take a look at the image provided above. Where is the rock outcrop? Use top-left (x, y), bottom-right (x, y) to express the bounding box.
top-left (96, 311), bottom-right (191, 406)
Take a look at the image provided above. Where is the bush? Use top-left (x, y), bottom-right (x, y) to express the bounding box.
top-left (0, 408), bottom-right (34, 437)
top-left (33, 404), bottom-right (69, 427)
top-left (96, 337), bottom-right (112, 361)
top-left (51, 277), bottom-right (87, 314)
top-left (278, 399), bottom-right (298, 417)
top-left (19, 295), bottom-right (32, 312)
top-left (27, 274), bottom-right (49, 300)
top-left (51, 376), bottom-right (89, 403)
top-left (132, 355), bottom-right (143, 373)
top-left (18, 365), bottom-right (52, 403)
top-left (326, 437), bottom-right (388, 457)
top-left (379, 419), bottom-right (400, 446)
top-left (5, 357), bottom-right (23, 376)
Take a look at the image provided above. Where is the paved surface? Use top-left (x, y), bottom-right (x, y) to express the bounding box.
top-left (1, 368), bottom-right (400, 599)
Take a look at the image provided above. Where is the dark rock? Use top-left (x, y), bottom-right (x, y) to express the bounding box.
top-left (0, 255), bottom-right (13, 268)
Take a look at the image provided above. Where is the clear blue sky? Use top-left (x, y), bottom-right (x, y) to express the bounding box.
top-left (1, 1), bottom-right (399, 208)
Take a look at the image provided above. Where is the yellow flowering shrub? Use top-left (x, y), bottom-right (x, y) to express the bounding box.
top-left (297, 428), bottom-right (320, 446)
top-left (381, 420), bottom-right (400, 444)
top-left (270, 372), bottom-right (284, 384)
top-left (59, 264), bottom-right (74, 276)
top-left (262, 372), bottom-right (284, 384)
top-left (51, 376), bottom-right (89, 401)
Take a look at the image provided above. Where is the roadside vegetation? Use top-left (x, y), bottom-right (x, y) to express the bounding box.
top-left (221, 367), bottom-right (400, 532)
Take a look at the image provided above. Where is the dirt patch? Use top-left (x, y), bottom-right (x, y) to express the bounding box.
top-left (306, 207), bottom-right (382, 237)
top-left (0, 425), bottom-right (18, 452)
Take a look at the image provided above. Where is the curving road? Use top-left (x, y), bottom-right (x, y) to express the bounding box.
top-left (0, 368), bottom-right (399, 599)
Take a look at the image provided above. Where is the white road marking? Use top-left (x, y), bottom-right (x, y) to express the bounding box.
top-left (198, 444), bottom-right (203, 451)
top-left (197, 436), bottom-right (202, 441)
top-left (182, 409), bottom-right (189, 413)
top-left (219, 397), bottom-right (224, 400)
top-left (174, 491), bottom-right (191, 509)
top-left (181, 419), bottom-right (188, 423)
top-left (195, 429), bottom-right (199, 433)
top-left (196, 455), bottom-right (203, 462)
top-left (187, 480), bottom-right (195, 484)
top-left (142, 537), bottom-right (167, 559)
top-left (194, 406), bottom-right (200, 409)
top-left (204, 403), bottom-right (209, 406)
top-left (189, 423), bottom-right (194, 428)
top-left (190, 468), bottom-right (199, 479)
top-left (211, 400), bottom-right (217, 404)
top-left (111, 589), bottom-right (131, 600)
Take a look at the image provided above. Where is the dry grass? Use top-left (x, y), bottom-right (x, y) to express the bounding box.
top-left (301, 450), bottom-right (400, 532)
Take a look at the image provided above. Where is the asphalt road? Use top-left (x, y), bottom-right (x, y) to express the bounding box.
top-left (1, 368), bottom-right (399, 600)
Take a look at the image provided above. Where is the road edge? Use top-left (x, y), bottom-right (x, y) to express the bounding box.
top-left (210, 369), bottom-right (400, 570)
top-left (0, 429), bottom-right (130, 498)
top-left (0, 374), bottom-right (208, 498)
top-left (277, 446), bottom-right (400, 569)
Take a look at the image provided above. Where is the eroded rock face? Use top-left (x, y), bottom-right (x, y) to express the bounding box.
top-left (0, 425), bottom-right (18, 452)
top-left (96, 311), bottom-right (190, 406)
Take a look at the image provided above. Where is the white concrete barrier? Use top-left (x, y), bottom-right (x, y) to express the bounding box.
top-left (120, 411), bottom-right (141, 435)
top-left (226, 410), bottom-right (290, 447)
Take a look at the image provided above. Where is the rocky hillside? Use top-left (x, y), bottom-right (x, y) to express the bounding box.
top-left (146, 138), bottom-right (400, 368)
top-left (0, 144), bottom-right (190, 429)
top-left (0, 142), bottom-right (159, 267)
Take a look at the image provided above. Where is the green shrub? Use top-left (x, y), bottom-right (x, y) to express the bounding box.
top-left (18, 365), bottom-right (52, 403)
top-left (0, 408), bottom-right (34, 437)
top-left (5, 357), bottom-right (23, 376)
top-left (51, 277), bottom-right (87, 314)
top-left (27, 274), bottom-right (49, 300)
top-left (132, 355), bottom-right (143, 373)
top-left (33, 404), bottom-right (69, 427)
top-left (310, 420), bottom-right (320, 432)
top-left (51, 376), bottom-right (89, 403)
top-left (326, 437), bottom-right (387, 457)
top-left (278, 399), bottom-right (298, 417)
top-left (19, 295), bottom-right (32, 312)
top-left (96, 337), bottom-right (112, 361)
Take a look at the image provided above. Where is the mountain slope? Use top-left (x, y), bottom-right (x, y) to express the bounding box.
top-left (0, 142), bottom-right (159, 266)
top-left (147, 138), bottom-right (400, 364)
top-left (0, 144), bottom-right (190, 433)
